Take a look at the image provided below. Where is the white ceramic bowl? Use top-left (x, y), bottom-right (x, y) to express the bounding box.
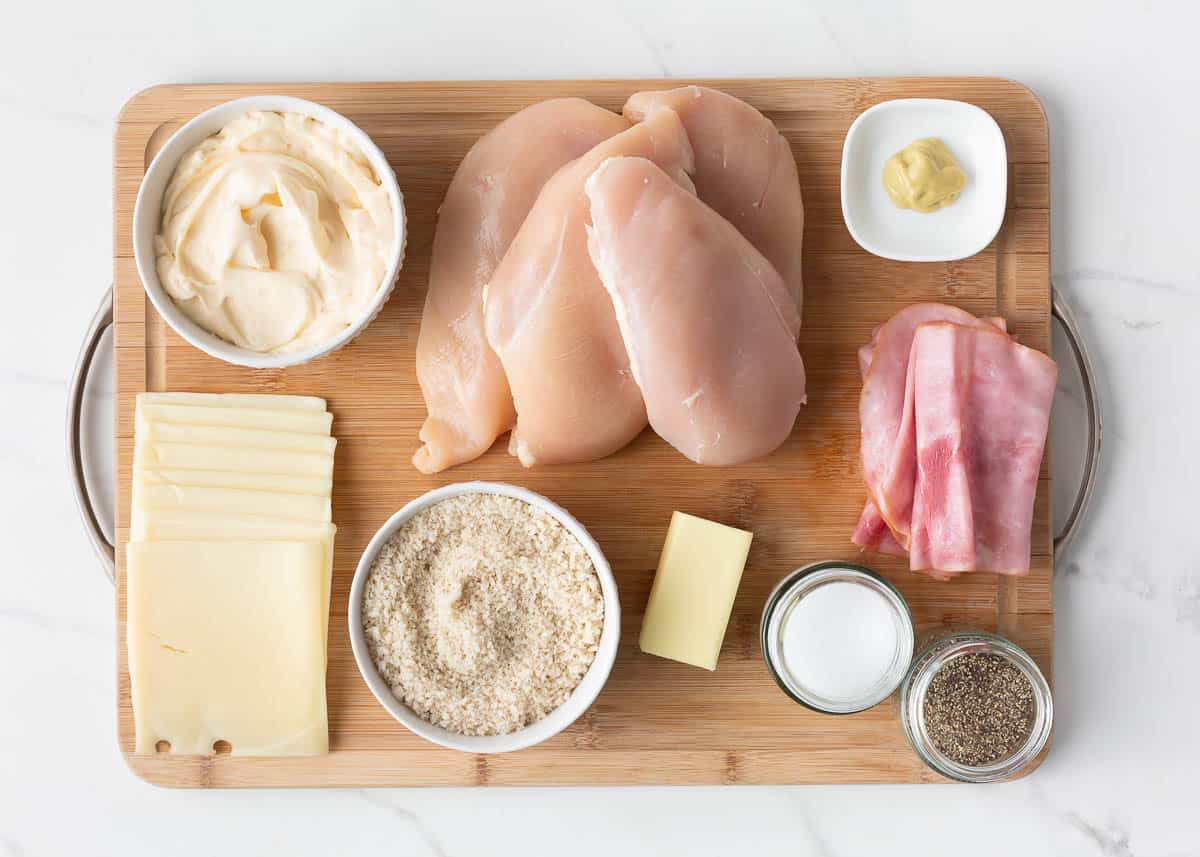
top-left (132, 95), bottom-right (407, 368)
top-left (841, 98), bottom-right (1008, 262)
top-left (348, 482), bottom-right (622, 754)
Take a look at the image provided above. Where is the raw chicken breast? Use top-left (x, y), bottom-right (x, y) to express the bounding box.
top-left (585, 156), bottom-right (806, 466)
top-left (484, 110), bottom-right (696, 466)
top-left (907, 322), bottom-right (1057, 574)
top-left (413, 99), bottom-right (629, 473)
top-left (624, 86), bottom-right (806, 317)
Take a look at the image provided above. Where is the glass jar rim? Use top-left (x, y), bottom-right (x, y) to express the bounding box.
top-left (900, 631), bottom-right (1054, 782)
top-left (760, 561), bottom-right (915, 714)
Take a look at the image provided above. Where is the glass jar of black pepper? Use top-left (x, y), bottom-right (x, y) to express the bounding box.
top-left (900, 632), bottom-right (1053, 782)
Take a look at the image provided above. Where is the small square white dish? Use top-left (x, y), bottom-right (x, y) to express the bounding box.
top-left (841, 98), bottom-right (1007, 262)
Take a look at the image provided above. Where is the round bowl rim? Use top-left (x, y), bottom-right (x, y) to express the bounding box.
top-left (347, 481), bottom-right (622, 754)
top-left (131, 94), bottom-right (407, 368)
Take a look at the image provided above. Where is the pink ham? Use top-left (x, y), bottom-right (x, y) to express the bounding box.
top-left (852, 502), bottom-right (908, 557)
top-left (853, 328), bottom-right (905, 557)
top-left (858, 316), bottom-right (1003, 383)
top-left (906, 322), bottom-right (1057, 574)
top-left (858, 305), bottom-right (1007, 550)
top-left (853, 313), bottom-right (1008, 554)
top-left (852, 305), bottom-right (1052, 578)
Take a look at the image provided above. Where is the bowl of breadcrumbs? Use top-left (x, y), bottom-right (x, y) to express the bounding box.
top-left (348, 481), bottom-right (621, 753)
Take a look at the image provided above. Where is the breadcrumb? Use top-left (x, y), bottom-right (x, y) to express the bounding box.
top-left (362, 494), bottom-right (603, 736)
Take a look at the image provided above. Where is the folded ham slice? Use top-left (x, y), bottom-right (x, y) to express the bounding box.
top-left (853, 311), bottom-right (1009, 556)
top-left (853, 305), bottom-right (1055, 577)
top-left (906, 322), bottom-right (1057, 574)
top-left (851, 501), bottom-right (907, 557)
top-left (858, 304), bottom-right (1000, 549)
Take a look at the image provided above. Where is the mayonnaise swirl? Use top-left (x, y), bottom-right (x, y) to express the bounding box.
top-left (156, 111), bottom-right (394, 354)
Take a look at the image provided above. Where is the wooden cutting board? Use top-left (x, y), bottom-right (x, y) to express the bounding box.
top-left (113, 78), bottom-right (1051, 787)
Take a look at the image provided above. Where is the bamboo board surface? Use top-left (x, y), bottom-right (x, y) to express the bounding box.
top-left (113, 78), bottom-right (1051, 787)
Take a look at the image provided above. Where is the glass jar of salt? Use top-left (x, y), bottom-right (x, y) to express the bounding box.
top-left (760, 562), bottom-right (914, 714)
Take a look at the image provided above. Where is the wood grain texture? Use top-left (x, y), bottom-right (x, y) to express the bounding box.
top-left (113, 78), bottom-right (1052, 787)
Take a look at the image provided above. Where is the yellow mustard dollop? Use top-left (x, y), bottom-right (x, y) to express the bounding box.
top-left (155, 111), bottom-right (393, 354)
top-left (882, 138), bottom-right (967, 213)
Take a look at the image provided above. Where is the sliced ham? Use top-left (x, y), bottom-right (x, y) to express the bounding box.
top-left (853, 304), bottom-right (1055, 578)
top-left (852, 502), bottom-right (907, 557)
top-left (907, 322), bottom-right (1057, 574)
top-left (854, 309), bottom-right (1009, 555)
top-left (858, 304), bottom-right (997, 549)
top-left (854, 330), bottom-right (903, 557)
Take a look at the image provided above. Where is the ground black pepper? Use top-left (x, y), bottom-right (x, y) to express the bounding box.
top-left (922, 652), bottom-right (1035, 767)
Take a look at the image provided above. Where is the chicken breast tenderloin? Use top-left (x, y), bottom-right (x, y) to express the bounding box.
top-left (484, 110), bottom-right (696, 467)
top-left (585, 156), bottom-right (807, 466)
top-left (413, 99), bottom-right (629, 474)
top-left (624, 86), bottom-right (806, 318)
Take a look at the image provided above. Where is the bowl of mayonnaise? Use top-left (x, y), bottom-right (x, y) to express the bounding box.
top-left (133, 95), bottom-right (407, 368)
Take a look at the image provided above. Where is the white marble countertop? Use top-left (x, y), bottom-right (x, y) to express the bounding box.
top-left (4, 1), bottom-right (1199, 854)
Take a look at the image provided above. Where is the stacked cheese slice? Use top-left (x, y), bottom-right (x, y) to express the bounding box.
top-left (127, 392), bottom-right (336, 756)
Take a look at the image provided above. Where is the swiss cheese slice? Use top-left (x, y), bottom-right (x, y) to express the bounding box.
top-left (135, 419), bottom-right (337, 455)
top-left (137, 392), bottom-right (326, 411)
top-left (132, 509), bottom-right (335, 543)
top-left (638, 511), bottom-right (753, 671)
top-left (127, 540), bottom-right (328, 756)
top-left (128, 391), bottom-right (336, 756)
top-left (129, 512), bottom-right (335, 642)
top-left (137, 483), bottom-right (332, 523)
top-left (137, 468), bottom-right (331, 497)
top-left (139, 403), bottom-right (333, 435)
top-left (136, 442), bottom-right (333, 478)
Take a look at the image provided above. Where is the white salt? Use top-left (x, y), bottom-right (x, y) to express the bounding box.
top-left (780, 581), bottom-right (899, 703)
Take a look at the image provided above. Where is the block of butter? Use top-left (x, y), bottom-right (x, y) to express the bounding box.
top-left (639, 511), bottom-right (753, 670)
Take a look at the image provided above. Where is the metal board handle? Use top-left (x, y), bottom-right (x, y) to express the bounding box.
top-left (1052, 285), bottom-right (1103, 557)
top-left (66, 286), bottom-right (115, 583)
